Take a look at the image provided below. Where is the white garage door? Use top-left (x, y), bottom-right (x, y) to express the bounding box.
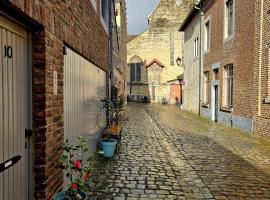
top-left (0, 15), bottom-right (29, 200)
top-left (64, 47), bottom-right (106, 146)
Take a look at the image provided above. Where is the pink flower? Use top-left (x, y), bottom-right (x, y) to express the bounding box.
top-left (75, 160), bottom-right (81, 169)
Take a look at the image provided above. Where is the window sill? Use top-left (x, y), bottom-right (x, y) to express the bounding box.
top-left (220, 106), bottom-right (233, 113)
top-left (193, 56), bottom-right (199, 61)
top-left (223, 33), bottom-right (235, 44)
top-left (201, 103), bottom-right (210, 108)
top-left (204, 49), bottom-right (210, 55)
top-left (263, 97), bottom-right (270, 104)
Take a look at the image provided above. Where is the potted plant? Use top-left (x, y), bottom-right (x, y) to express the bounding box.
top-left (110, 86), bottom-right (126, 139)
top-left (100, 128), bottom-right (117, 158)
top-left (100, 98), bottom-right (118, 158)
top-left (53, 136), bottom-right (95, 200)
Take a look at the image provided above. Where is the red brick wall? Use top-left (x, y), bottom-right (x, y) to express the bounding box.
top-left (112, 0), bottom-right (127, 94)
top-left (203, 0), bottom-right (255, 118)
top-left (1, 0), bottom-right (109, 199)
top-left (253, 0), bottom-right (270, 136)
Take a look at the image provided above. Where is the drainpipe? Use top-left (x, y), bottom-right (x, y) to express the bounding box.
top-left (195, 1), bottom-right (204, 115)
top-left (108, 0), bottom-right (113, 98)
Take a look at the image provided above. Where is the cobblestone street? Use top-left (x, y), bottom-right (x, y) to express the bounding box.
top-left (89, 103), bottom-right (270, 200)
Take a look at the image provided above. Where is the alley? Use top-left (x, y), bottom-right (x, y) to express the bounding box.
top-left (89, 103), bottom-right (270, 200)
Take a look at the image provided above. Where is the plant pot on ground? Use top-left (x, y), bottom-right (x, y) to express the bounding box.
top-left (100, 129), bottom-right (117, 158)
top-left (53, 136), bottom-right (96, 200)
top-left (100, 97), bottom-right (118, 158)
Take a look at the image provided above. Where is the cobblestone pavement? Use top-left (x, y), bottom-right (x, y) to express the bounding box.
top-left (88, 103), bottom-right (270, 200)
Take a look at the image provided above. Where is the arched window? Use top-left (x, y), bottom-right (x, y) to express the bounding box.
top-left (129, 56), bottom-right (142, 82)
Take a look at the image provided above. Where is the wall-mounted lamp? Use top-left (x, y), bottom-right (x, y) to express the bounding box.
top-left (176, 57), bottom-right (185, 69)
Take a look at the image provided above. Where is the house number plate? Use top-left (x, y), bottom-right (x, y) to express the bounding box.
top-left (3, 45), bottom-right (13, 59)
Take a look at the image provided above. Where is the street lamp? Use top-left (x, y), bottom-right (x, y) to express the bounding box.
top-left (176, 56), bottom-right (185, 69)
top-left (176, 57), bottom-right (182, 66)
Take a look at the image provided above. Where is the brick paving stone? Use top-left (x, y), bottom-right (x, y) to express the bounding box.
top-left (88, 103), bottom-right (270, 199)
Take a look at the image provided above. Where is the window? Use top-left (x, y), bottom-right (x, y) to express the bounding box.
top-left (130, 63), bottom-right (142, 82)
top-left (203, 72), bottom-right (209, 104)
top-left (100, 0), bottom-right (109, 28)
top-left (194, 37), bottom-right (199, 58)
top-left (130, 64), bottom-right (136, 82)
top-left (224, 65), bottom-right (233, 108)
top-left (225, 0), bottom-right (235, 38)
top-left (204, 21), bottom-right (210, 51)
top-left (136, 63), bottom-right (141, 81)
top-left (170, 32), bottom-right (175, 66)
top-left (90, 0), bottom-right (97, 11)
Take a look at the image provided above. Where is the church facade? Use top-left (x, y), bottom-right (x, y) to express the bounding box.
top-left (127, 0), bottom-right (194, 103)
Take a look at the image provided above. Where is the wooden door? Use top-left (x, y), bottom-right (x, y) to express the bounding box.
top-left (0, 15), bottom-right (29, 200)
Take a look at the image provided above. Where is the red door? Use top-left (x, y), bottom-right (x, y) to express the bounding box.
top-left (170, 84), bottom-right (181, 103)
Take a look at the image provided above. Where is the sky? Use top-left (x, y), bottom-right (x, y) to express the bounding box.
top-left (126, 0), bottom-right (160, 35)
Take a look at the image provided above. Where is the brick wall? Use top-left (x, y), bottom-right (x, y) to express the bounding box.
top-left (203, 0), bottom-right (255, 119)
top-left (1, 0), bottom-right (109, 199)
top-left (253, 0), bottom-right (270, 136)
top-left (112, 0), bottom-right (127, 95)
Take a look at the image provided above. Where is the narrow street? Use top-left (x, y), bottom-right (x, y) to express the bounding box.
top-left (89, 103), bottom-right (270, 200)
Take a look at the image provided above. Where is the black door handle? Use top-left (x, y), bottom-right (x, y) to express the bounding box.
top-left (0, 156), bottom-right (21, 173)
top-left (25, 129), bottom-right (33, 138)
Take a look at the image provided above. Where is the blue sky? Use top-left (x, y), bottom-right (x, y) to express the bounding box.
top-left (126, 0), bottom-right (160, 35)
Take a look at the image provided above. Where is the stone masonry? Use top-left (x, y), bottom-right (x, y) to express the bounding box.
top-left (89, 103), bottom-right (270, 199)
top-left (127, 0), bottom-right (194, 102)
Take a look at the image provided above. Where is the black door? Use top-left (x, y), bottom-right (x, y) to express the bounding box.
top-left (214, 85), bottom-right (219, 122)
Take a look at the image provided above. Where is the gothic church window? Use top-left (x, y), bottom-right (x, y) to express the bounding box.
top-left (130, 56), bottom-right (143, 82)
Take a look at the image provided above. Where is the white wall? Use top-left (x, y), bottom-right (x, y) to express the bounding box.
top-left (64, 47), bottom-right (106, 146)
top-left (182, 13), bottom-right (201, 114)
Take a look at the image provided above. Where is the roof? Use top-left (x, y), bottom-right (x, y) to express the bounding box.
top-left (146, 59), bottom-right (165, 68)
top-left (127, 35), bottom-right (138, 43)
top-left (179, 5), bottom-right (199, 31)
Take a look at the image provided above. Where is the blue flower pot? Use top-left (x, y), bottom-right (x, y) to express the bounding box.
top-left (100, 139), bottom-right (117, 158)
top-left (53, 191), bottom-right (86, 200)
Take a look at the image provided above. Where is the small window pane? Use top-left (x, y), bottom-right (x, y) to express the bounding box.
top-left (136, 63), bottom-right (141, 81)
top-left (130, 64), bottom-right (135, 82)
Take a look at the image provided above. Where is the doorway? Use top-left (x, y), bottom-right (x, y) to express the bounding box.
top-left (0, 15), bottom-right (30, 200)
top-left (211, 81), bottom-right (219, 122)
top-left (214, 85), bottom-right (219, 122)
top-left (152, 83), bottom-right (155, 100)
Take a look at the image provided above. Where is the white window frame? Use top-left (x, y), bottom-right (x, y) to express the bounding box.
top-left (224, 65), bottom-right (233, 108)
top-left (204, 16), bottom-right (211, 53)
top-left (100, 0), bottom-right (109, 34)
top-left (90, 0), bottom-right (97, 11)
top-left (224, 0), bottom-right (235, 43)
top-left (193, 37), bottom-right (199, 59)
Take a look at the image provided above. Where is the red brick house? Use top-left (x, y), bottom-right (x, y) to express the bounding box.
top-left (180, 0), bottom-right (270, 136)
top-left (0, 0), bottom-right (119, 199)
